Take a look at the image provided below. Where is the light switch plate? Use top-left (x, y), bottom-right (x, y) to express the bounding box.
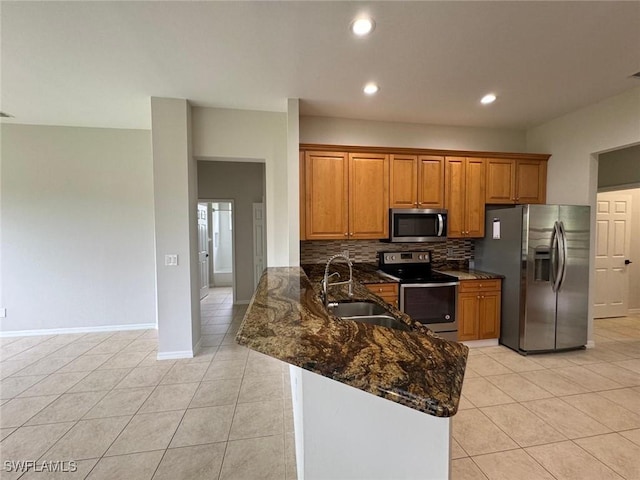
top-left (165, 254), bottom-right (178, 266)
top-left (0, 308), bottom-right (6, 318)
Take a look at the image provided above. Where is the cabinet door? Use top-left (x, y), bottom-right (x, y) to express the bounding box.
top-left (305, 151), bottom-right (349, 240)
top-left (458, 292), bottom-right (479, 341)
top-left (418, 155), bottom-right (445, 208)
top-left (486, 158), bottom-right (516, 204)
top-left (389, 155), bottom-right (418, 208)
top-left (464, 158), bottom-right (486, 238)
top-left (479, 291), bottom-right (501, 339)
top-left (349, 153), bottom-right (389, 239)
top-left (444, 157), bottom-right (466, 238)
top-left (516, 160), bottom-right (547, 204)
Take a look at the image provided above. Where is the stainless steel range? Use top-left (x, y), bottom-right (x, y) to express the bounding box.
top-left (378, 251), bottom-right (459, 341)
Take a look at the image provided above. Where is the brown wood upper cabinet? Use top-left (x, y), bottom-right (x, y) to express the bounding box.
top-left (389, 155), bottom-right (445, 209)
top-left (303, 150), bottom-right (389, 240)
top-left (445, 157), bottom-right (486, 238)
top-left (486, 158), bottom-right (547, 204)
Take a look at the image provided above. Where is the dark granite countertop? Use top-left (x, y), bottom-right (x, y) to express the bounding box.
top-left (235, 266), bottom-right (468, 418)
top-left (435, 268), bottom-right (504, 281)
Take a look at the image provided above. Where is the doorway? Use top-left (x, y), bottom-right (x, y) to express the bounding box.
top-left (211, 201), bottom-right (234, 288)
top-left (198, 200), bottom-right (236, 303)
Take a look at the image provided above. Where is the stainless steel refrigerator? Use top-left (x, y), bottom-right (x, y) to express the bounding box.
top-left (475, 204), bottom-right (590, 354)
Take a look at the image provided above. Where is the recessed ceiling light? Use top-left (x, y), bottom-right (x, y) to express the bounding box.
top-left (481, 93), bottom-right (497, 105)
top-left (363, 83), bottom-right (379, 95)
top-left (351, 17), bottom-right (375, 36)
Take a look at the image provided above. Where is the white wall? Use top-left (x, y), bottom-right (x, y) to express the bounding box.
top-left (526, 85), bottom-right (640, 337)
top-left (0, 124), bottom-right (156, 333)
top-left (151, 97), bottom-right (200, 357)
top-left (191, 106), bottom-right (296, 267)
top-left (300, 116), bottom-right (527, 152)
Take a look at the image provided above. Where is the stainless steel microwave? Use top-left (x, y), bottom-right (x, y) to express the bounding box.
top-left (388, 208), bottom-right (448, 242)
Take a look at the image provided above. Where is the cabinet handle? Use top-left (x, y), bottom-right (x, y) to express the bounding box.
top-left (344, 233), bottom-right (348, 236)
top-left (350, 232), bottom-right (354, 236)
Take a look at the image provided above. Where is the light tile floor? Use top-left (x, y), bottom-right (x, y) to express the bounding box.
top-left (453, 313), bottom-right (640, 480)
top-left (1, 289), bottom-right (640, 479)
top-left (0, 287), bottom-right (295, 480)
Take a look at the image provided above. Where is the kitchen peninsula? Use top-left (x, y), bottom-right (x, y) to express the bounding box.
top-left (236, 266), bottom-right (468, 479)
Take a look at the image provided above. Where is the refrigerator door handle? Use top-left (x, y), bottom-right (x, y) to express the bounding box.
top-left (550, 221), bottom-right (562, 293)
top-left (557, 221), bottom-right (568, 291)
top-left (437, 214), bottom-right (444, 237)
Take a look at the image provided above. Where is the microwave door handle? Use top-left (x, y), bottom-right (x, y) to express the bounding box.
top-left (437, 214), bottom-right (444, 236)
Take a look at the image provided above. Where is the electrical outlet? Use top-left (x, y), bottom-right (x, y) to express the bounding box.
top-left (0, 308), bottom-right (6, 318)
top-left (447, 247), bottom-right (454, 257)
top-left (165, 254), bottom-right (178, 266)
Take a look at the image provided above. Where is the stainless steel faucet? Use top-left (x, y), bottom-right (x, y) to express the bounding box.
top-left (321, 251), bottom-right (353, 307)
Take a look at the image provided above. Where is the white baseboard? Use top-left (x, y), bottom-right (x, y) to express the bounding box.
top-left (234, 300), bottom-right (250, 305)
top-left (157, 336), bottom-right (202, 361)
top-left (157, 350), bottom-right (194, 360)
top-left (0, 322), bottom-right (156, 338)
top-left (461, 338), bottom-right (500, 348)
top-left (586, 340), bottom-right (596, 349)
top-left (628, 308), bottom-right (640, 315)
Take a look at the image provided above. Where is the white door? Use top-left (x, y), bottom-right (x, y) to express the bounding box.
top-left (198, 203), bottom-right (210, 300)
top-left (253, 203), bottom-right (266, 290)
top-left (594, 192), bottom-right (632, 318)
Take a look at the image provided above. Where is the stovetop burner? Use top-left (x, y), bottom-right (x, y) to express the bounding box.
top-left (378, 250), bottom-right (459, 284)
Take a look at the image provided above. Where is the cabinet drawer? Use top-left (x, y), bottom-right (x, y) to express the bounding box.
top-left (365, 283), bottom-right (399, 295)
top-left (459, 279), bottom-right (501, 293)
top-left (365, 283), bottom-right (399, 308)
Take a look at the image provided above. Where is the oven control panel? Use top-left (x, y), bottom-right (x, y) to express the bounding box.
top-left (379, 251), bottom-right (431, 265)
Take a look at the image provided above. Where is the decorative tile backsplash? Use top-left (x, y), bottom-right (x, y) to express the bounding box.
top-left (300, 239), bottom-right (473, 267)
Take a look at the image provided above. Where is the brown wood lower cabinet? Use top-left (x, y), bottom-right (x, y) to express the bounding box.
top-left (365, 282), bottom-right (399, 309)
top-left (457, 279), bottom-right (502, 341)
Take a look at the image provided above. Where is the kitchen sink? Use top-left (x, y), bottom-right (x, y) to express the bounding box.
top-left (327, 301), bottom-right (410, 331)
top-left (328, 301), bottom-right (386, 317)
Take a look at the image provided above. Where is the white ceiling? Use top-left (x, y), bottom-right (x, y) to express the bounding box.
top-left (2, 1), bottom-right (639, 130)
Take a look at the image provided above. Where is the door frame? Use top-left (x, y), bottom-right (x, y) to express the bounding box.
top-left (199, 198), bottom-right (236, 304)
